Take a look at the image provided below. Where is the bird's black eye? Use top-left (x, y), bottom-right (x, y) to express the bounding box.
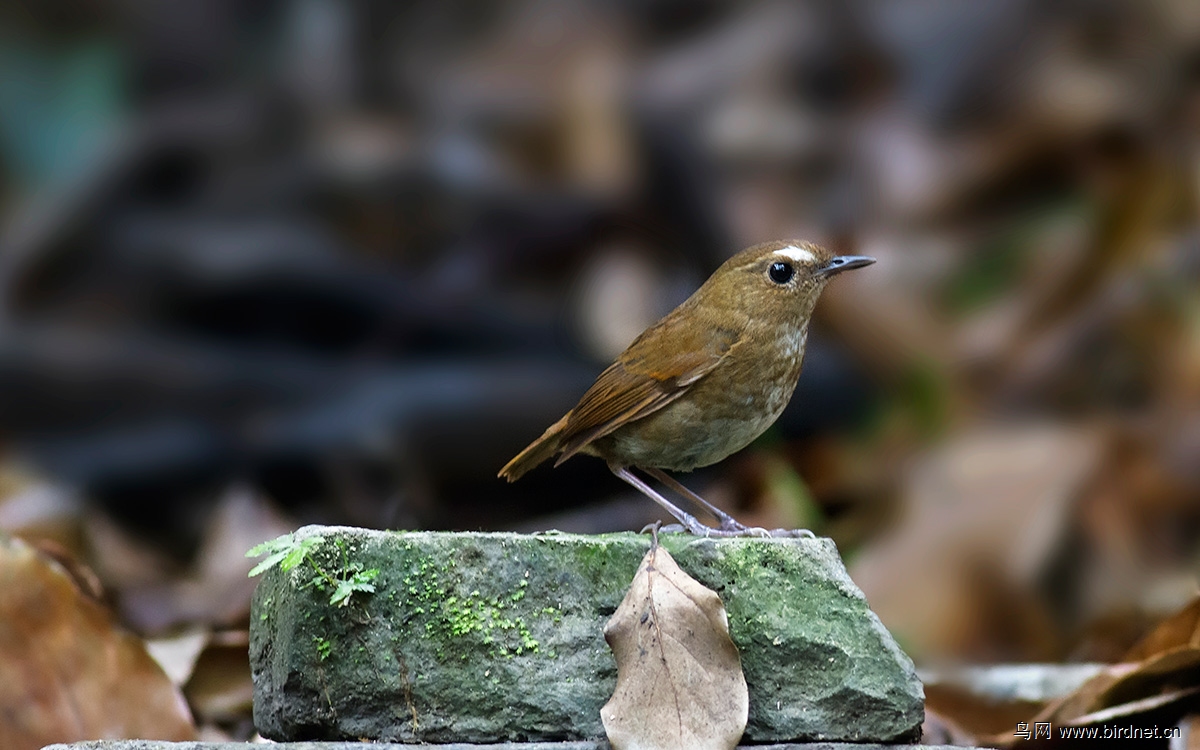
top-left (768, 261), bottom-right (794, 284)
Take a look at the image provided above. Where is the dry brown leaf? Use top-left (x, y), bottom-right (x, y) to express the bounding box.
top-left (987, 687), bottom-right (1200, 749)
top-left (184, 629), bottom-right (254, 724)
top-left (1063, 686), bottom-right (1200, 728)
top-left (1024, 662), bottom-right (1137, 729)
top-left (1030, 648), bottom-right (1200, 725)
top-left (0, 462), bottom-right (85, 555)
top-left (983, 644), bottom-right (1200, 746)
top-left (146, 629), bottom-right (211, 687)
top-left (1094, 648), bottom-right (1200, 713)
top-left (923, 672), bottom-right (1067, 736)
top-left (0, 533), bottom-right (196, 750)
top-left (850, 424), bottom-right (1103, 662)
top-left (601, 542), bottom-right (748, 750)
top-left (115, 485), bottom-right (294, 633)
top-left (1123, 596), bottom-right (1200, 662)
top-left (1024, 600), bottom-right (1200, 734)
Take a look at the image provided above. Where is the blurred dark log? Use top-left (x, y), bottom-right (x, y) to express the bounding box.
top-left (0, 0), bottom-right (886, 552)
top-left (1, 322), bottom-right (871, 530)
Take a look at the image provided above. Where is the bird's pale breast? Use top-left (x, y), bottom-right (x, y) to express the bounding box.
top-left (592, 321), bottom-right (809, 471)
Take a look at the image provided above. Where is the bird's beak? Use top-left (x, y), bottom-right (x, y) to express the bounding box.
top-left (817, 255), bottom-right (875, 278)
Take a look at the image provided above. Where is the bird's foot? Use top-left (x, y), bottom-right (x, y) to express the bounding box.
top-left (611, 464), bottom-right (817, 539)
top-left (766, 527), bottom-right (817, 539)
top-left (710, 518), bottom-right (769, 537)
top-left (647, 506), bottom-right (818, 538)
top-left (713, 516), bottom-right (817, 538)
top-left (695, 524), bottom-right (818, 539)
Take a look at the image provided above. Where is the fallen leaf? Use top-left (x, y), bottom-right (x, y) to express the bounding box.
top-left (1038, 647), bottom-right (1200, 723)
top-left (922, 663), bottom-right (1105, 736)
top-left (1123, 596), bottom-right (1200, 662)
top-left (0, 533), bottom-right (196, 750)
top-left (982, 599), bottom-right (1200, 747)
top-left (184, 629), bottom-right (254, 725)
top-left (146, 629), bottom-right (211, 687)
top-left (1063, 686), bottom-right (1200, 728)
top-left (850, 423), bottom-right (1104, 662)
top-left (601, 541), bottom-right (748, 750)
top-left (116, 485), bottom-right (295, 633)
top-left (0, 462), bottom-right (85, 555)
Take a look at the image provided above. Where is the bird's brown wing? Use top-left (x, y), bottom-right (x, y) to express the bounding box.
top-left (554, 312), bottom-right (744, 464)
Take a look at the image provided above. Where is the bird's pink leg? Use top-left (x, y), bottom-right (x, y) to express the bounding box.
top-left (609, 464), bottom-right (713, 536)
top-left (643, 467), bottom-right (748, 531)
top-left (644, 466), bottom-right (816, 539)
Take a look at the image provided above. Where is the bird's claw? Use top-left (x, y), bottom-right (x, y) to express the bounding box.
top-left (761, 527), bottom-right (816, 538)
top-left (716, 518), bottom-right (750, 533)
top-left (709, 515), bottom-right (815, 538)
top-left (688, 525), bottom-right (818, 539)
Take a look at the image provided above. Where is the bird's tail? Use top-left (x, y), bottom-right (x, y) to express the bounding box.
top-left (498, 414), bottom-right (570, 481)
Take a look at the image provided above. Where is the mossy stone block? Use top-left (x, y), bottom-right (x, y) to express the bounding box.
top-left (250, 527), bottom-right (923, 743)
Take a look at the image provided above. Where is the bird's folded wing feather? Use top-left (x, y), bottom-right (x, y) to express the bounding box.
top-left (555, 312), bottom-right (743, 463)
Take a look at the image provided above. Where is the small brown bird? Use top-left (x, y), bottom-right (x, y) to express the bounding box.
top-left (499, 240), bottom-right (874, 536)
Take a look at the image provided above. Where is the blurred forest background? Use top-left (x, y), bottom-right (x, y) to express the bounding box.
top-left (1, 0), bottom-right (1199, 745)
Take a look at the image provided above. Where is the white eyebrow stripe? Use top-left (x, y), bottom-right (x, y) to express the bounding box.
top-left (773, 245), bottom-right (817, 264)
